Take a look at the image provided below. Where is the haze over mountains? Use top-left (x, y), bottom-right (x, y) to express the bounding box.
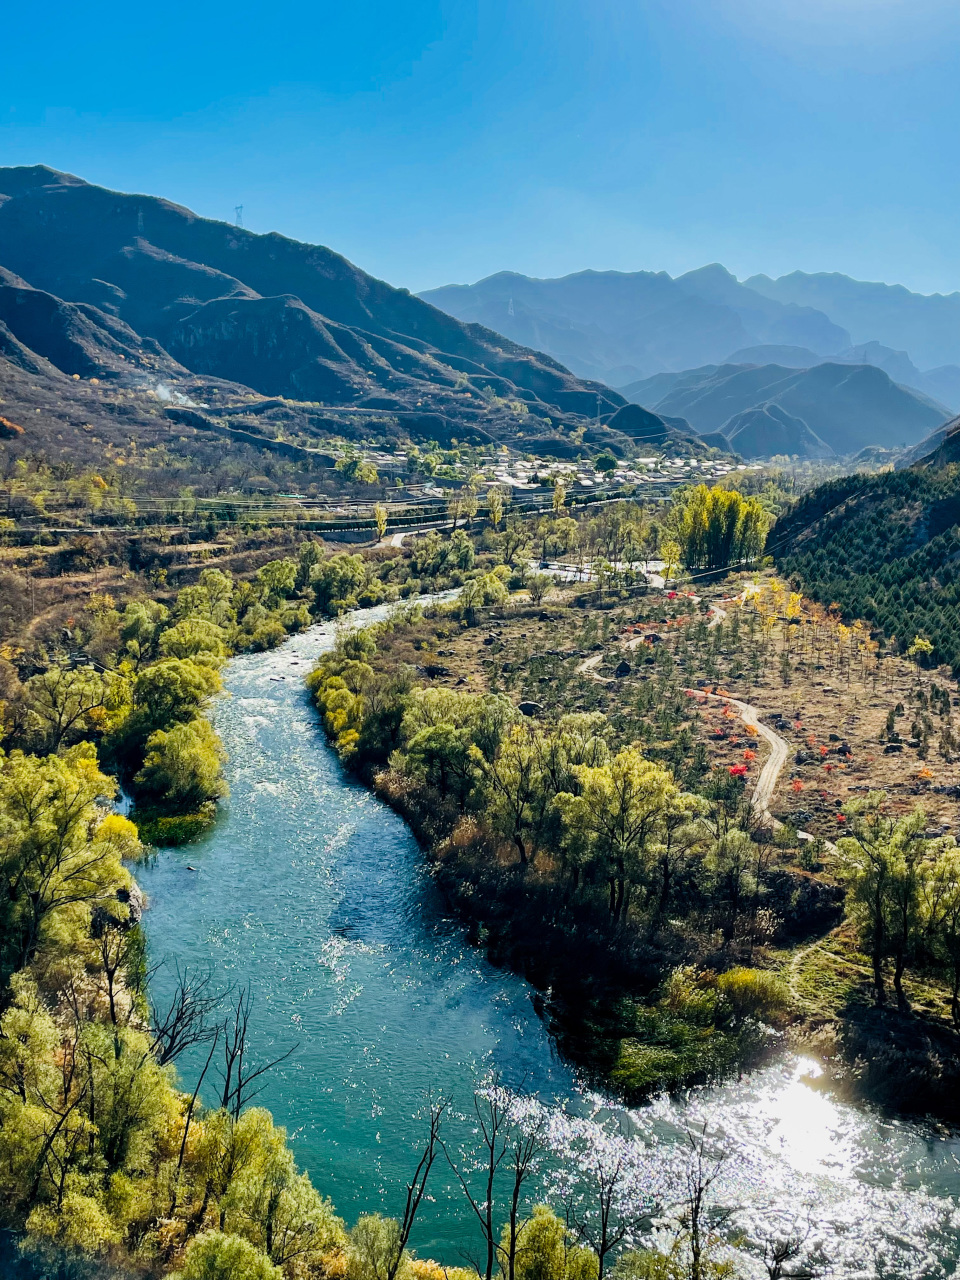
top-left (618, 363), bottom-right (948, 460)
top-left (420, 266), bottom-right (960, 412)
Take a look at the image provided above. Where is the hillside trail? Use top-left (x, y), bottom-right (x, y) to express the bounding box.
top-left (575, 595), bottom-right (833, 848)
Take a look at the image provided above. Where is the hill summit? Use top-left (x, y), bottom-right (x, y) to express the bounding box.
top-left (0, 165), bottom-right (631, 461)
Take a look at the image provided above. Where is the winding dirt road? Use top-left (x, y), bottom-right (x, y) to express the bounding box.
top-left (575, 598), bottom-right (805, 834)
top-left (695, 689), bottom-right (788, 825)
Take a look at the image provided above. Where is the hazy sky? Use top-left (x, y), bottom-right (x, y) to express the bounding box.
top-left (3, 0), bottom-right (960, 294)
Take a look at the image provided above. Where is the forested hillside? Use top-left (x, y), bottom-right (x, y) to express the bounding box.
top-left (772, 453), bottom-right (960, 669)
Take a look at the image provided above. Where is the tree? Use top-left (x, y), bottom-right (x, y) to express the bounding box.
top-left (218, 988), bottom-right (297, 1122)
top-left (594, 454), bottom-right (617, 474)
top-left (135, 717), bottom-right (228, 809)
top-left (907, 635), bottom-right (934, 673)
top-left (472, 725), bottom-right (543, 866)
top-left (677, 1126), bottom-right (729, 1280)
top-left (555, 749), bottom-right (683, 922)
top-left (120, 658), bottom-right (223, 762)
top-left (488, 486), bottom-right (506, 530)
top-left (256, 559), bottom-right (297, 602)
top-left (172, 1231), bottom-right (281, 1280)
top-left (552, 517), bottom-right (580, 557)
top-left (24, 664), bottom-right (116, 753)
top-left (463, 488), bottom-right (480, 527)
top-left (373, 504), bottom-right (391, 540)
top-left (177, 569), bottom-right (236, 627)
top-left (348, 1215), bottom-right (407, 1280)
top-left (705, 829), bottom-right (757, 942)
top-left (447, 490), bottom-right (466, 531)
top-left (0, 745), bottom-right (138, 975)
top-left (159, 617), bottom-right (230, 661)
top-left (311, 553), bottom-right (369, 616)
top-left (400, 688), bottom-right (517, 808)
top-left (528, 573), bottom-right (552, 606)
top-left (922, 849), bottom-right (960, 1026)
top-left (660, 541), bottom-right (681, 586)
top-left (296, 541), bottom-right (323, 590)
top-left (337, 452), bottom-right (379, 484)
top-left (553, 481), bottom-right (567, 515)
top-left (675, 485), bottom-right (767, 571)
top-left (373, 504), bottom-right (389, 541)
top-left (120, 599), bottom-right (170, 667)
top-left (459, 569), bottom-right (510, 624)
top-left (499, 513), bottom-right (529, 567)
top-left (150, 965), bottom-right (225, 1065)
top-left (570, 1151), bottom-right (639, 1280)
top-left (837, 794), bottom-right (949, 1009)
top-left (384, 1100), bottom-right (446, 1280)
top-left (222, 1111), bottom-right (344, 1266)
top-left (442, 1085), bottom-right (512, 1280)
top-left (508, 1206), bottom-right (598, 1280)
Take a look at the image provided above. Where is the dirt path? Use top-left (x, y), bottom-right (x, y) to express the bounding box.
top-left (696, 689), bottom-right (788, 823)
top-left (787, 938), bottom-right (823, 1007)
top-left (575, 650), bottom-right (609, 680)
top-left (572, 594), bottom-right (834, 842)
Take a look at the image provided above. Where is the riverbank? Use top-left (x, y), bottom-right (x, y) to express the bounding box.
top-left (307, 582), bottom-right (960, 1121)
top-left (136, 607), bottom-right (960, 1278)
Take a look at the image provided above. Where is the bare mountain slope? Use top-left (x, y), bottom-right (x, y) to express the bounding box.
top-left (0, 166), bottom-right (626, 448)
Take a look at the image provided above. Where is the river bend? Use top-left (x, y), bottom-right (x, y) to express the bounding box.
top-left (139, 608), bottom-right (960, 1276)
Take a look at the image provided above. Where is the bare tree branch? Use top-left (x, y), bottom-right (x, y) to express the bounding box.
top-left (218, 984), bottom-right (297, 1121)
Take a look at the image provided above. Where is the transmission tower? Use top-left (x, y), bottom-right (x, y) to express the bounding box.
top-left (235, 205), bottom-right (244, 228)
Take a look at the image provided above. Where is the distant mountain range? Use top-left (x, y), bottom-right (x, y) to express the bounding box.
top-left (745, 272), bottom-right (960, 374)
top-left (420, 266), bottom-right (960, 412)
top-left (2, 169), bottom-right (952, 470)
top-left (617, 362), bottom-right (948, 458)
top-left (0, 166), bottom-right (633, 469)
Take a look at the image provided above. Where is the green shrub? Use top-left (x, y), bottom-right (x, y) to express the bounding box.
top-left (611, 1249), bottom-right (685, 1280)
top-left (134, 803), bottom-right (217, 846)
top-left (173, 1231), bottom-right (280, 1280)
top-left (347, 1214), bottom-right (406, 1280)
top-left (135, 717), bottom-right (227, 809)
top-left (716, 967), bottom-right (790, 1022)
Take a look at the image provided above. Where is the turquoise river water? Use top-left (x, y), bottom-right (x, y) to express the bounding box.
top-left (138, 607), bottom-right (960, 1278)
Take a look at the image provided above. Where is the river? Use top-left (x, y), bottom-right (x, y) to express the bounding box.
top-left (138, 607), bottom-right (960, 1278)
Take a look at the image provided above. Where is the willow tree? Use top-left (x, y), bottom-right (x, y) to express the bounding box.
top-left (555, 748), bottom-right (686, 923)
top-left (675, 485), bottom-right (767, 571)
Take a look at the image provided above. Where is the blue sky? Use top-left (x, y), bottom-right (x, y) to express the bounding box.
top-left (3, 0), bottom-right (960, 293)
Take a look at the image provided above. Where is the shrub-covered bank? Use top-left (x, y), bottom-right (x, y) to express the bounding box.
top-left (0, 740), bottom-right (751, 1279)
top-left (308, 589), bottom-right (960, 1121)
top-left (307, 607), bottom-right (794, 1098)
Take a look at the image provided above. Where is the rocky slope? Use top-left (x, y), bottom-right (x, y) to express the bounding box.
top-left (0, 166), bottom-right (635, 464)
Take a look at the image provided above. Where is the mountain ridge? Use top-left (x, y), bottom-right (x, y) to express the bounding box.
top-left (420, 265), bottom-right (849, 386)
top-left (421, 264), bottom-right (960, 412)
top-left (618, 361), bottom-right (949, 457)
top-left (0, 165), bottom-right (655, 467)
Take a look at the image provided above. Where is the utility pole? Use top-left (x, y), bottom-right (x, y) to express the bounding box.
top-left (234, 205), bottom-right (244, 228)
